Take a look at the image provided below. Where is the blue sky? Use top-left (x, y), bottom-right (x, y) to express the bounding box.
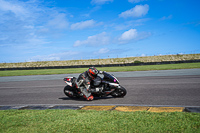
top-left (0, 0), bottom-right (200, 63)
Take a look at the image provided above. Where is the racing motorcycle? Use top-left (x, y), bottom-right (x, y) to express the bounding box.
top-left (63, 71), bottom-right (127, 99)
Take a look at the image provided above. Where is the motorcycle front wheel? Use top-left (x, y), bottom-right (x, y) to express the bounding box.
top-left (111, 86), bottom-right (127, 98)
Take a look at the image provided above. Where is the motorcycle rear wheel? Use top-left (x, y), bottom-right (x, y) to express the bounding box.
top-left (111, 86), bottom-right (127, 97)
top-left (64, 85), bottom-right (75, 98)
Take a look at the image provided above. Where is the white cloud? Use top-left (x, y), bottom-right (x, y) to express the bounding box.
top-left (118, 29), bottom-right (151, 44)
top-left (29, 51), bottom-right (79, 62)
top-left (73, 32), bottom-right (110, 47)
top-left (128, 0), bottom-right (147, 3)
top-left (91, 0), bottom-right (113, 5)
top-left (134, 18), bottom-right (151, 23)
top-left (0, 0), bottom-right (70, 48)
top-left (160, 15), bottom-right (173, 20)
top-left (71, 19), bottom-right (97, 30)
top-left (29, 55), bottom-right (60, 62)
top-left (114, 18), bottom-right (151, 30)
top-left (119, 29), bottom-right (138, 41)
top-left (0, 0), bottom-right (28, 19)
top-left (73, 40), bottom-right (82, 47)
top-left (119, 4), bottom-right (149, 18)
top-left (47, 13), bottom-right (69, 29)
top-left (98, 48), bottom-right (109, 54)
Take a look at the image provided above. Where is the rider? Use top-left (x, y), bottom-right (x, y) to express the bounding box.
top-left (76, 67), bottom-right (102, 101)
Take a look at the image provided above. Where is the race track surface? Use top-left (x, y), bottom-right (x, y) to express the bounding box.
top-left (0, 69), bottom-right (200, 106)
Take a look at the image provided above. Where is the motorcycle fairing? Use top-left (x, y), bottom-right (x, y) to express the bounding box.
top-left (63, 77), bottom-right (74, 87)
top-left (103, 72), bottom-right (120, 84)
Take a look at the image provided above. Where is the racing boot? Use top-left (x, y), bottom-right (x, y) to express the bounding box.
top-left (83, 94), bottom-right (94, 101)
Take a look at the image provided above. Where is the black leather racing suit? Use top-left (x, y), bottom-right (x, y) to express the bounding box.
top-left (76, 71), bottom-right (93, 98)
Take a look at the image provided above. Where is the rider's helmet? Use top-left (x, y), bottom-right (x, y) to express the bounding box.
top-left (87, 67), bottom-right (98, 79)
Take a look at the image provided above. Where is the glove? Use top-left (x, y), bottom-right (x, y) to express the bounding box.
top-left (99, 70), bottom-right (103, 74)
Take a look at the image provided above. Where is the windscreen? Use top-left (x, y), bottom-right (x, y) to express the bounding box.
top-left (103, 72), bottom-right (119, 84)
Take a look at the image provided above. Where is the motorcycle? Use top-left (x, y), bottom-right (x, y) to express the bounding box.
top-left (63, 71), bottom-right (127, 99)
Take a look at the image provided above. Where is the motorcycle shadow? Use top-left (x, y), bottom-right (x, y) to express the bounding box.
top-left (59, 96), bottom-right (114, 101)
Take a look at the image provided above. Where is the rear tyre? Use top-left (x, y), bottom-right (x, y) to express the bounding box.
top-left (63, 86), bottom-right (75, 98)
top-left (111, 86), bottom-right (127, 98)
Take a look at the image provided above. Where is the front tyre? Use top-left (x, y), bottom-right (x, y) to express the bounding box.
top-left (111, 86), bottom-right (127, 98)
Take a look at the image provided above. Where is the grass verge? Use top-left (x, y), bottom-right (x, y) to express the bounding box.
top-left (0, 62), bottom-right (200, 77)
top-left (0, 110), bottom-right (200, 133)
top-left (1, 54), bottom-right (200, 68)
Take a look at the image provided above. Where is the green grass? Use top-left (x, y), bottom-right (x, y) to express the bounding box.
top-left (0, 62), bottom-right (200, 77)
top-left (0, 110), bottom-right (200, 133)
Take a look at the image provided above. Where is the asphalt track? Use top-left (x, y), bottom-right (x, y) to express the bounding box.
top-left (0, 69), bottom-right (200, 109)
